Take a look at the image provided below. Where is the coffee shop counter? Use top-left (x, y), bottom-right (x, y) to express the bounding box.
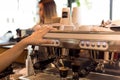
top-left (15, 67), bottom-right (120, 80)
top-left (0, 42), bottom-right (27, 64)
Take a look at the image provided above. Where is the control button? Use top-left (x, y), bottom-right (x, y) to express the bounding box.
top-left (102, 42), bottom-right (107, 48)
top-left (81, 41), bottom-right (85, 46)
top-left (53, 40), bottom-right (60, 45)
top-left (86, 41), bottom-right (90, 47)
top-left (91, 42), bottom-right (95, 47)
top-left (97, 42), bottom-right (101, 47)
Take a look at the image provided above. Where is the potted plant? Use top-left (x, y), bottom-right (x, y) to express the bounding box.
top-left (75, 0), bottom-right (80, 7)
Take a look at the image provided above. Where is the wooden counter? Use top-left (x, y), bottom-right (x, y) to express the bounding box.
top-left (0, 42), bottom-right (27, 64)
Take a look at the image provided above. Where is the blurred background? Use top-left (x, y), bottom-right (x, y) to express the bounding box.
top-left (0, 0), bottom-right (119, 36)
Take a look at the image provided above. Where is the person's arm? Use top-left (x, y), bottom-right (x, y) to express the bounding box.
top-left (0, 27), bottom-right (53, 72)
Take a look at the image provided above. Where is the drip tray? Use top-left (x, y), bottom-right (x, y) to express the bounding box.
top-left (85, 72), bottom-right (120, 80)
top-left (44, 68), bottom-right (120, 80)
top-left (19, 70), bottom-right (120, 80)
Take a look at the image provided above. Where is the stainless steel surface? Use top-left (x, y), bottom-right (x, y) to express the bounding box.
top-left (86, 72), bottom-right (120, 80)
top-left (43, 31), bottom-right (120, 51)
top-left (19, 72), bottom-right (120, 80)
top-left (27, 31), bottom-right (120, 80)
top-left (44, 31), bottom-right (120, 40)
top-left (19, 73), bottom-right (60, 80)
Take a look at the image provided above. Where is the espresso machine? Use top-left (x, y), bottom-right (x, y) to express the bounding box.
top-left (17, 29), bottom-right (120, 80)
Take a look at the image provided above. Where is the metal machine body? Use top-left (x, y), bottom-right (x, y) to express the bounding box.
top-left (43, 31), bottom-right (120, 76)
top-left (20, 30), bottom-right (120, 80)
top-left (43, 31), bottom-right (120, 52)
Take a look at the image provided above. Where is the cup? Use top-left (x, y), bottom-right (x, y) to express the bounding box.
top-left (59, 67), bottom-right (69, 80)
top-left (71, 63), bottom-right (80, 80)
top-left (71, 63), bottom-right (80, 72)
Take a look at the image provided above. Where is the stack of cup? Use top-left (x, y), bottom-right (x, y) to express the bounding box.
top-left (72, 7), bottom-right (81, 28)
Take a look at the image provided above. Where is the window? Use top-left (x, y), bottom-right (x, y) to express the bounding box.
top-left (0, 0), bottom-right (67, 36)
top-left (0, 0), bottom-right (119, 36)
top-left (0, 0), bottom-right (38, 36)
top-left (72, 0), bottom-right (110, 25)
top-left (112, 0), bottom-right (120, 20)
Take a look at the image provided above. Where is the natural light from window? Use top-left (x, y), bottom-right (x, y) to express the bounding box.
top-left (0, 0), bottom-right (119, 36)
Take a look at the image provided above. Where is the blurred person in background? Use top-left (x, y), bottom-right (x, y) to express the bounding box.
top-left (32, 0), bottom-right (58, 61)
top-left (33, 0), bottom-right (57, 30)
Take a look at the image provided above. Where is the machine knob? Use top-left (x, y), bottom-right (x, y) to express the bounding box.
top-left (86, 41), bottom-right (90, 47)
top-left (53, 40), bottom-right (60, 45)
top-left (81, 41), bottom-right (85, 46)
top-left (102, 42), bottom-right (107, 48)
top-left (91, 42), bottom-right (95, 47)
top-left (97, 42), bottom-right (101, 47)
